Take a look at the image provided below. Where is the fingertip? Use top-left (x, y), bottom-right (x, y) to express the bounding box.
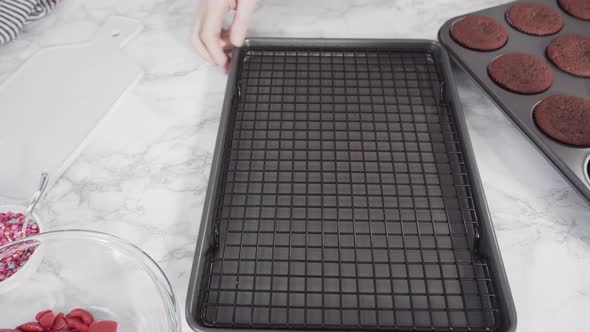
top-left (192, 35), bottom-right (213, 63)
top-left (220, 32), bottom-right (232, 50)
top-left (230, 27), bottom-right (246, 47)
top-left (230, 35), bottom-right (245, 47)
top-left (232, 40), bottom-right (244, 48)
top-left (199, 35), bottom-right (222, 64)
top-left (212, 50), bottom-right (228, 66)
top-left (191, 32), bottom-right (199, 48)
top-left (214, 49), bottom-right (228, 65)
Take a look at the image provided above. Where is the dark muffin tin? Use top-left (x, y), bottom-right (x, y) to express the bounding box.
top-left (186, 38), bottom-right (516, 332)
top-left (439, 0), bottom-right (590, 202)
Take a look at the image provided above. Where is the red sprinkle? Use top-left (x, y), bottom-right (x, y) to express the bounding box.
top-left (16, 323), bottom-right (44, 332)
top-left (88, 321), bottom-right (117, 332)
top-left (38, 312), bottom-right (55, 329)
top-left (34, 311), bottom-right (52, 322)
top-left (50, 313), bottom-right (66, 332)
top-left (64, 318), bottom-right (87, 332)
top-left (0, 212), bottom-right (40, 283)
top-left (14, 308), bottom-right (113, 332)
top-left (65, 309), bottom-right (93, 326)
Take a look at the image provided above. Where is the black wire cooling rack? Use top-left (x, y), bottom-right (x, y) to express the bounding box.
top-left (188, 40), bottom-right (514, 332)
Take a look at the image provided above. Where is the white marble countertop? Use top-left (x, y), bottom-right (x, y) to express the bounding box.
top-left (1, 0), bottom-right (589, 331)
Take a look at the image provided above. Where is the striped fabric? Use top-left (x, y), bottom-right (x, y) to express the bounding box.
top-left (0, 0), bottom-right (59, 45)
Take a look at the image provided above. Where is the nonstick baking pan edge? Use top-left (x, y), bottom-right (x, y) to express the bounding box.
top-left (186, 38), bottom-right (516, 332)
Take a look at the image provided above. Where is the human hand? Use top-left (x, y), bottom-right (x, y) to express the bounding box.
top-left (192, 0), bottom-right (256, 70)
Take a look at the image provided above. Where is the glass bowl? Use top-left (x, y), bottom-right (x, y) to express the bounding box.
top-left (0, 230), bottom-right (180, 332)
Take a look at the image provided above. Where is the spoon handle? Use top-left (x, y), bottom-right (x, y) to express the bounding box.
top-left (21, 173), bottom-right (48, 238)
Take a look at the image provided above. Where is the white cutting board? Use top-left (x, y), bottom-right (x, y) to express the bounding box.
top-left (0, 16), bottom-right (143, 200)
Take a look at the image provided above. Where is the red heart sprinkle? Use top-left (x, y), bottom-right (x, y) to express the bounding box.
top-left (16, 323), bottom-right (44, 332)
top-left (39, 311), bottom-right (56, 329)
top-left (64, 317), bottom-right (87, 332)
top-left (35, 311), bottom-right (52, 322)
top-left (65, 309), bottom-right (93, 325)
top-left (88, 321), bottom-right (117, 332)
top-left (51, 313), bottom-right (66, 331)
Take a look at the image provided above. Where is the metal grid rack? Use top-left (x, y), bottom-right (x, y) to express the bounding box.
top-left (198, 46), bottom-right (500, 331)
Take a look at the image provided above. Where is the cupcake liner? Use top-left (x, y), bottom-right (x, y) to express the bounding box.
top-left (505, 3), bottom-right (564, 36)
top-left (487, 53), bottom-right (553, 94)
top-left (558, 0), bottom-right (590, 21)
top-left (450, 15), bottom-right (509, 51)
top-left (533, 95), bottom-right (590, 146)
top-left (547, 34), bottom-right (590, 78)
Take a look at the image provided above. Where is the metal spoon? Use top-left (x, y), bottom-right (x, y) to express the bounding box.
top-left (20, 173), bottom-right (49, 238)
